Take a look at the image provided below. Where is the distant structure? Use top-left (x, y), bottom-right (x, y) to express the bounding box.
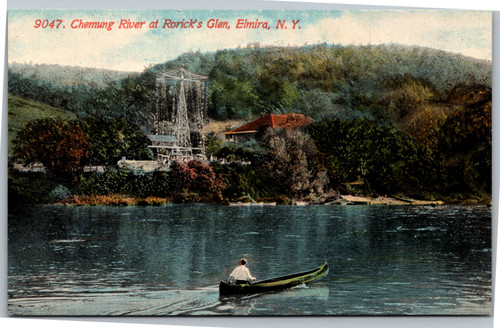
top-left (148, 68), bottom-right (208, 165)
top-left (224, 113), bottom-right (312, 143)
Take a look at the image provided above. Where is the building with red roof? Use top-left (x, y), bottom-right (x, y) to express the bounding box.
top-left (224, 113), bottom-right (312, 143)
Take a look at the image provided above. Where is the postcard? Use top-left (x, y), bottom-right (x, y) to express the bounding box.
top-left (7, 7), bottom-right (492, 316)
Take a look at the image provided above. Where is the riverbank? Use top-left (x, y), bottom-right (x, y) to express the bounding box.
top-left (335, 195), bottom-right (445, 206)
top-left (57, 193), bottom-right (490, 206)
top-left (229, 195), bottom-right (446, 206)
top-left (60, 194), bottom-right (170, 206)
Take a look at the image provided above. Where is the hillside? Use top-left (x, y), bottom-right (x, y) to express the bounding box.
top-left (7, 44), bottom-right (491, 129)
top-left (8, 63), bottom-right (136, 115)
top-left (8, 63), bottom-right (135, 88)
top-left (7, 93), bottom-right (76, 156)
top-left (112, 44), bottom-right (493, 127)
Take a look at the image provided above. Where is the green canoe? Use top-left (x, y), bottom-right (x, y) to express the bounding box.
top-left (219, 261), bottom-right (329, 296)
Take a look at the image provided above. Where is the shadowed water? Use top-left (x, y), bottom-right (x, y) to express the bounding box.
top-left (8, 204), bottom-right (491, 315)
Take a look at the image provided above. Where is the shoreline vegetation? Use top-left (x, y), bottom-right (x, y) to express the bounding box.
top-left (55, 193), bottom-right (489, 207)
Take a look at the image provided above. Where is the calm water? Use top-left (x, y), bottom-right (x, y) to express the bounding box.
top-left (8, 204), bottom-right (491, 316)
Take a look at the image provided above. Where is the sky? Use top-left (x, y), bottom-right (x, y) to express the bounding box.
top-left (7, 9), bottom-right (493, 72)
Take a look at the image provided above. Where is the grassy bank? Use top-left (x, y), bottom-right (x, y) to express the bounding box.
top-left (8, 93), bottom-right (76, 157)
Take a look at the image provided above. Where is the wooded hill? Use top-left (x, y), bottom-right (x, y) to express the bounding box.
top-left (8, 62), bottom-right (134, 88)
top-left (8, 63), bottom-right (135, 116)
top-left (8, 44), bottom-right (492, 203)
top-left (8, 44), bottom-right (491, 127)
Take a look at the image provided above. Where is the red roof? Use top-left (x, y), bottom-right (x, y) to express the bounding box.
top-left (224, 113), bottom-right (312, 135)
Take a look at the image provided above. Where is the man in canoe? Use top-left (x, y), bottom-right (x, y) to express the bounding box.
top-left (229, 258), bottom-right (256, 284)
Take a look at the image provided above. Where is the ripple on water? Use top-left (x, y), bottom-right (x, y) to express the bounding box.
top-left (8, 204), bottom-right (491, 316)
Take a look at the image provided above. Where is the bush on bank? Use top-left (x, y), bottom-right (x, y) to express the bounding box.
top-left (76, 169), bottom-right (172, 198)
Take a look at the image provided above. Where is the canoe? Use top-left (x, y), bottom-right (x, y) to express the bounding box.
top-left (219, 261), bottom-right (329, 296)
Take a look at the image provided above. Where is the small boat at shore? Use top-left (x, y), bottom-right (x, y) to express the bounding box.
top-left (219, 261), bottom-right (329, 296)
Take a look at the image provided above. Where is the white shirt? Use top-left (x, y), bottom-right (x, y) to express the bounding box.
top-left (229, 265), bottom-right (256, 283)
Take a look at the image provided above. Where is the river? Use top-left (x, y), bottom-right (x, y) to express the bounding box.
top-left (8, 204), bottom-right (491, 316)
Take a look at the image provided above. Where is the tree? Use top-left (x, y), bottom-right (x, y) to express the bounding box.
top-left (436, 92), bottom-right (492, 196)
top-left (260, 128), bottom-right (328, 198)
top-left (381, 74), bottom-right (437, 120)
top-left (79, 117), bottom-right (152, 166)
top-left (204, 132), bottom-right (224, 157)
top-left (208, 60), bottom-right (259, 119)
top-left (169, 160), bottom-right (226, 201)
top-left (399, 85), bottom-right (492, 198)
top-left (308, 117), bottom-right (419, 194)
top-left (13, 117), bottom-right (90, 175)
top-left (215, 139), bottom-right (266, 163)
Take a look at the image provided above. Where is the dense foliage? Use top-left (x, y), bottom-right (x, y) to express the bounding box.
top-left (211, 162), bottom-right (282, 202)
top-left (260, 128), bottom-right (328, 198)
top-left (77, 170), bottom-right (171, 198)
top-left (169, 160), bottom-right (226, 202)
top-left (13, 117), bottom-right (90, 176)
top-left (8, 170), bottom-right (57, 205)
top-left (308, 117), bottom-right (419, 195)
top-left (8, 44), bottom-right (491, 126)
top-left (8, 44), bottom-right (492, 204)
top-left (79, 117), bottom-right (152, 166)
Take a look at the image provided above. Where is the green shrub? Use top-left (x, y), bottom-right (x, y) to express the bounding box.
top-left (8, 171), bottom-right (55, 205)
top-left (76, 170), bottom-right (172, 197)
top-left (49, 184), bottom-right (73, 202)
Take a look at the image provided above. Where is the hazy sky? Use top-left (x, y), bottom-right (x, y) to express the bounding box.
top-left (8, 9), bottom-right (491, 72)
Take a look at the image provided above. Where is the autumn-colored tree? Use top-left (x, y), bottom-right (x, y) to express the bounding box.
top-left (13, 117), bottom-right (90, 175)
top-left (400, 86), bottom-right (492, 197)
top-left (169, 160), bottom-right (225, 199)
top-left (169, 161), bottom-right (198, 193)
top-left (187, 160), bottom-right (226, 194)
top-left (382, 75), bottom-right (437, 120)
top-left (401, 107), bottom-right (449, 157)
top-left (436, 92), bottom-right (492, 196)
